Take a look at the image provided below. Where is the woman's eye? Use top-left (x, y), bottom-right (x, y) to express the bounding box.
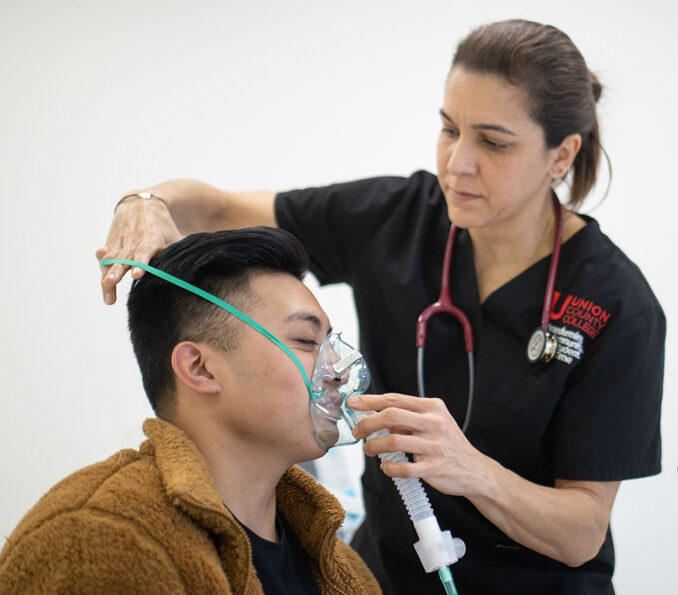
top-left (484, 138), bottom-right (507, 149)
top-left (441, 127), bottom-right (459, 138)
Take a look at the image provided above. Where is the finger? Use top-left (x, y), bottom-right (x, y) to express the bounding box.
top-left (97, 241), bottom-right (138, 284)
top-left (129, 245), bottom-right (158, 279)
top-left (102, 285), bottom-right (118, 305)
top-left (101, 261), bottom-right (131, 285)
top-left (129, 267), bottom-right (143, 279)
top-left (379, 459), bottom-right (427, 479)
top-left (348, 393), bottom-right (436, 413)
top-left (100, 264), bottom-right (124, 305)
top-left (352, 406), bottom-right (431, 440)
top-left (362, 432), bottom-right (423, 457)
top-left (98, 250), bottom-right (131, 305)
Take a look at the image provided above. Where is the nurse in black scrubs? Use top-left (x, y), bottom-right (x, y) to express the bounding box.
top-left (98, 20), bottom-right (664, 595)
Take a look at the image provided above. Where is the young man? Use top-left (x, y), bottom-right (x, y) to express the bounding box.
top-left (0, 227), bottom-right (380, 594)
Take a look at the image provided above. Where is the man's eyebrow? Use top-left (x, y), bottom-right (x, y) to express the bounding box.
top-left (285, 312), bottom-right (332, 334)
top-left (438, 109), bottom-right (517, 136)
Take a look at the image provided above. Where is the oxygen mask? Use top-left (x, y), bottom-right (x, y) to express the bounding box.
top-left (309, 333), bottom-right (371, 451)
top-left (100, 257), bottom-right (464, 587)
top-left (99, 258), bottom-right (370, 452)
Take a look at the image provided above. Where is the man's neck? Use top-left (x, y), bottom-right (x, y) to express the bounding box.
top-left (176, 417), bottom-right (289, 542)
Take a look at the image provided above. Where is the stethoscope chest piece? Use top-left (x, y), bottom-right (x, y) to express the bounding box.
top-left (527, 327), bottom-right (558, 363)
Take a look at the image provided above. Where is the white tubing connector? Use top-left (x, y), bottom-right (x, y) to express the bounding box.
top-left (412, 516), bottom-right (466, 573)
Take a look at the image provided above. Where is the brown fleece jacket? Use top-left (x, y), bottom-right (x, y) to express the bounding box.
top-left (0, 418), bottom-right (381, 594)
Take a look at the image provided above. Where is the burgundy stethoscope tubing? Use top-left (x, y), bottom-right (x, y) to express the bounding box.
top-left (415, 195), bottom-right (563, 434)
top-left (415, 223), bottom-right (475, 433)
top-left (541, 196), bottom-right (563, 328)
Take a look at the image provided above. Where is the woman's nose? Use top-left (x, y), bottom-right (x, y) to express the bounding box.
top-left (445, 137), bottom-right (478, 176)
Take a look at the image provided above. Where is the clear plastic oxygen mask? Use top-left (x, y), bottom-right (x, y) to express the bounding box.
top-left (99, 257), bottom-right (371, 452)
top-left (100, 257), bottom-right (464, 594)
top-left (309, 332), bottom-right (371, 450)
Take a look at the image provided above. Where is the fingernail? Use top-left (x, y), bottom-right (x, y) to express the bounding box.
top-left (104, 293), bottom-right (113, 305)
top-left (347, 395), bottom-right (360, 406)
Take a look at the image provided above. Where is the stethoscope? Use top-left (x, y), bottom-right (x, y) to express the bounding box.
top-left (415, 194), bottom-right (563, 433)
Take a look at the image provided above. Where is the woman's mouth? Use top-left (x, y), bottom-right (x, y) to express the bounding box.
top-left (449, 187), bottom-right (481, 201)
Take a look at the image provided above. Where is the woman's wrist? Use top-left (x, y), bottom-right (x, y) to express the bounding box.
top-left (467, 451), bottom-right (504, 501)
top-left (114, 192), bottom-right (169, 213)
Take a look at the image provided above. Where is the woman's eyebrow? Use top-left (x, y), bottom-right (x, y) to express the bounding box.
top-left (438, 108), bottom-right (517, 136)
top-left (439, 108), bottom-right (454, 123)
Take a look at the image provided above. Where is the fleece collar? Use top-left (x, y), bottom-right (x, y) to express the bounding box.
top-left (139, 418), bottom-right (345, 550)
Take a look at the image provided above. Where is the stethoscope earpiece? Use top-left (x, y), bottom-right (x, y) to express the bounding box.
top-left (526, 327), bottom-right (558, 364)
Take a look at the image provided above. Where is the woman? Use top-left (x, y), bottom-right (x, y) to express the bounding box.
top-left (98, 20), bottom-right (664, 595)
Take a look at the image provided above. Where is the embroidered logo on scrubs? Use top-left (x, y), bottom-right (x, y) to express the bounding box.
top-left (549, 291), bottom-right (611, 339)
top-left (548, 325), bottom-right (584, 365)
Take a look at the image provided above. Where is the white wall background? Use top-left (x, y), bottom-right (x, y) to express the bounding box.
top-left (1, 0), bottom-right (676, 592)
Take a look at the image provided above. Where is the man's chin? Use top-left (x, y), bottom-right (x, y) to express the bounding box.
top-left (314, 427), bottom-right (340, 451)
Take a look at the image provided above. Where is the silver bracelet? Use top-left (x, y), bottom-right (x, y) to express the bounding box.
top-left (114, 191), bottom-right (169, 213)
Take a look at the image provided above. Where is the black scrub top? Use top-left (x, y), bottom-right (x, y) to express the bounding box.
top-left (275, 170), bottom-right (665, 595)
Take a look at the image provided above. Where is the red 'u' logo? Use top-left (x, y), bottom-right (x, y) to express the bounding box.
top-left (550, 291), bottom-right (571, 321)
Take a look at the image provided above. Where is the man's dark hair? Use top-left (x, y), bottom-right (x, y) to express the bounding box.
top-left (127, 227), bottom-right (308, 418)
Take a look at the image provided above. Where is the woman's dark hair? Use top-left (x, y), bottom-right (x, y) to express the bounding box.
top-left (452, 19), bottom-right (604, 208)
top-left (126, 227), bottom-right (308, 418)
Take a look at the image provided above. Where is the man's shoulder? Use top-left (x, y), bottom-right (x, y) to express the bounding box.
top-left (0, 447), bottom-right (198, 594)
top-left (6, 446), bottom-right (166, 546)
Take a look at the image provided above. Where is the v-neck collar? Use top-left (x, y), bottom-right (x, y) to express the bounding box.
top-left (443, 217), bottom-right (600, 352)
top-left (470, 217), bottom-right (597, 309)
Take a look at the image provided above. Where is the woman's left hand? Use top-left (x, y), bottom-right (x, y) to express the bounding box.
top-left (347, 393), bottom-right (492, 498)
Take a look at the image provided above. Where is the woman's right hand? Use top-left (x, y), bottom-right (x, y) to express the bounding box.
top-left (96, 196), bottom-right (182, 305)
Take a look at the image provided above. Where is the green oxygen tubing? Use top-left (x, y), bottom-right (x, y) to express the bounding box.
top-left (99, 258), bottom-right (314, 394)
top-left (101, 257), bottom-right (466, 594)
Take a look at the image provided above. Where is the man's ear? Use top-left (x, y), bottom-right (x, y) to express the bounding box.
top-left (171, 341), bottom-right (223, 395)
top-left (549, 133), bottom-right (582, 180)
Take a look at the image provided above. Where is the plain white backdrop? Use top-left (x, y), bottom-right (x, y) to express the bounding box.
top-left (1, 1), bottom-right (676, 592)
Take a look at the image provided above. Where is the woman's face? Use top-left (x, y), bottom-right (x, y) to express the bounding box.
top-left (436, 66), bottom-right (558, 232)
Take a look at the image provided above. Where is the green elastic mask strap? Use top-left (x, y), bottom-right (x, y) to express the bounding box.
top-left (100, 258), bottom-right (313, 394)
